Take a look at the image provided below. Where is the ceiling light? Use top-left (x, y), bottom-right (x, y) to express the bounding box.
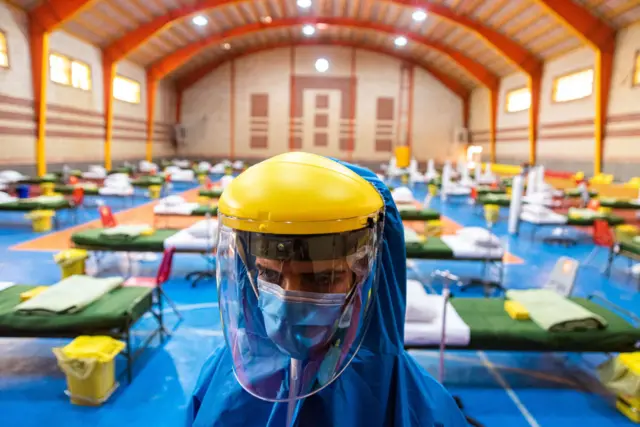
top-left (302, 25), bottom-right (316, 36)
top-left (222, 43), bottom-right (231, 50)
top-left (261, 16), bottom-right (272, 24)
top-left (394, 36), bottom-right (408, 47)
top-left (412, 10), bottom-right (427, 21)
top-left (315, 58), bottom-right (329, 73)
top-left (192, 15), bottom-right (208, 26)
top-left (297, 0), bottom-right (312, 8)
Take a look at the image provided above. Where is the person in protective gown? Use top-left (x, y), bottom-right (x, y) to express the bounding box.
top-left (187, 152), bottom-right (467, 427)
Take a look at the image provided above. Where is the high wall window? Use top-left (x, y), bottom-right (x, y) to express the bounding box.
top-left (505, 87), bottom-right (531, 113)
top-left (0, 31), bottom-right (8, 68)
top-left (49, 53), bottom-right (91, 90)
top-left (552, 68), bottom-right (593, 102)
top-left (113, 75), bottom-right (141, 104)
top-left (634, 51), bottom-right (640, 87)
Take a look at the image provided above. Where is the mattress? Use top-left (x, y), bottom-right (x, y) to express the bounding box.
top-left (407, 297), bottom-right (640, 352)
top-left (600, 198), bottom-right (640, 210)
top-left (442, 186), bottom-right (471, 196)
top-left (520, 210), bottom-right (568, 225)
top-left (72, 228), bottom-right (177, 252)
top-left (564, 188), bottom-right (598, 198)
top-left (153, 202), bottom-right (200, 216)
top-left (99, 187), bottom-right (134, 196)
top-left (199, 189), bottom-right (224, 198)
top-left (618, 236), bottom-right (640, 256)
top-left (405, 237), bottom-right (454, 259)
top-left (54, 184), bottom-right (100, 195)
top-left (477, 187), bottom-right (505, 196)
top-left (164, 227), bottom-right (218, 251)
top-left (478, 194), bottom-right (510, 207)
top-left (131, 176), bottom-right (165, 187)
top-left (397, 207), bottom-right (440, 221)
top-left (0, 284), bottom-right (152, 334)
top-left (441, 235), bottom-right (504, 259)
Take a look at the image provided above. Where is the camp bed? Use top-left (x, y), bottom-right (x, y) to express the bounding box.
top-left (199, 189), bottom-right (224, 199)
top-left (521, 209), bottom-right (625, 243)
top-left (404, 295), bottom-right (640, 352)
top-left (396, 206), bottom-right (440, 221)
top-left (131, 176), bottom-right (165, 188)
top-left (477, 194), bottom-right (511, 207)
top-left (53, 184), bottom-right (135, 205)
top-left (17, 174), bottom-right (62, 185)
top-left (0, 197), bottom-right (74, 228)
top-left (153, 204), bottom-right (219, 228)
top-left (477, 186), bottom-right (505, 196)
top-left (564, 188), bottom-right (598, 199)
top-left (108, 166), bottom-right (135, 175)
top-left (0, 284), bottom-right (164, 383)
top-left (606, 234), bottom-right (640, 279)
top-left (599, 198), bottom-right (640, 210)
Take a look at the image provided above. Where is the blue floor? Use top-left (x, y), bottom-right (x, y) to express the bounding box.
top-left (0, 180), bottom-right (638, 426)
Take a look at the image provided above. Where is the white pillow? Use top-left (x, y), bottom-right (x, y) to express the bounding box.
top-left (165, 166), bottom-right (181, 174)
top-left (162, 195), bottom-right (185, 206)
top-left (188, 219), bottom-right (219, 240)
top-left (392, 187), bottom-right (414, 204)
top-left (233, 160), bottom-right (244, 169)
top-left (219, 175), bottom-right (234, 189)
top-left (0, 170), bottom-right (25, 182)
top-left (198, 161), bottom-right (211, 171)
top-left (523, 204), bottom-right (552, 215)
top-left (457, 227), bottom-right (500, 245)
top-left (405, 280), bottom-right (438, 323)
top-left (0, 191), bottom-right (16, 202)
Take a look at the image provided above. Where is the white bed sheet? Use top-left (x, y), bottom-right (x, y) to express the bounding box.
top-left (404, 293), bottom-right (470, 346)
top-left (154, 202), bottom-right (199, 216)
top-left (164, 227), bottom-right (217, 251)
top-left (441, 234), bottom-right (504, 259)
top-left (99, 187), bottom-right (134, 196)
top-left (520, 210), bottom-right (567, 225)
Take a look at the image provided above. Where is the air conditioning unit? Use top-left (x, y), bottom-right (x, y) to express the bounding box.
top-left (453, 128), bottom-right (469, 144)
top-left (174, 124), bottom-right (186, 144)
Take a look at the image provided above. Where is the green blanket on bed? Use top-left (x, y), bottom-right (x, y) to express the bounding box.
top-left (14, 275), bottom-right (123, 315)
top-left (506, 289), bottom-right (607, 332)
top-left (0, 196), bottom-right (71, 211)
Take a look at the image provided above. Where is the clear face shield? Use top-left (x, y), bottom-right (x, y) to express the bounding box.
top-left (216, 213), bottom-right (384, 405)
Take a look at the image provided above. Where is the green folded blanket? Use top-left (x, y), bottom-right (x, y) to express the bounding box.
top-left (506, 289), bottom-right (607, 332)
top-left (403, 227), bottom-right (422, 244)
top-left (14, 275), bottom-right (123, 315)
top-left (100, 224), bottom-right (152, 240)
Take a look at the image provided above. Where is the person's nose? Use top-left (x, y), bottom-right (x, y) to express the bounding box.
top-left (280, 273), bottom-right (302, 292)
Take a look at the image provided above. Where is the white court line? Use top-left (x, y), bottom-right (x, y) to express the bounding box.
top-left (478, 351), bottom-right (541, 427)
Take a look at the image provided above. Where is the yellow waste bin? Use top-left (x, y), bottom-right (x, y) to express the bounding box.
top-left (198, 174), bottom-right (207, 185)
top-left (224, 166), bottom-right (233, 176)
top-left (54, 249), bottom-right (89, 278)
top-left (54, 336), bottom-right (125, 406)
top-left (400, 174), bottom-right (409, 185)
top-left (40, 182), bottom-right (55, 196)
top-left (425, 219), bottom-right (442, 237)
top-left (198, 195), bottom-right (211, 205)
top-left (25, 210), bottom-right (55, 232)
top-left (599, 206), bottom-right (613, 215)
top-left (428, 184), bottom-right (438, 197)
top-left (484, 204), bottom-right (500, 226)
top-left (148, 184), bottom-right (162, 199)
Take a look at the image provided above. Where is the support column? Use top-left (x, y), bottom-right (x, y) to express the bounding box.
top-left (462, 95), bottom-right (470, 129)
top-left (229, 59), bottom-right (236, 160)
top-left (288, 46), bottom-right (296, 151)
top-left (594, 44), bottom-right (614, 175)
top-left (146, 75), bottom-right (157, 162)
top-left (348, 47), bottom-right (356, 161)
top-left (29, 23), bottom-right (48, 177)
top-left (175, 90), bottom-right (182, 124)
top-left (102, 57), bottom-right (115, 171)
top-left (528, 71), bottom-right (541, 166)
top-left (489, 88), bottom-right (498, 164)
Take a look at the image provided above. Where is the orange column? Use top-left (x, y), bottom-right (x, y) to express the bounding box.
top-left (462, 95), bottom-right (470, 129)
top-left (489, 88), bottom-right (498, 164)
top-left (102, 57), bottom-right (115, 171)
top-left (528, 71), bottom-right (541, 166)
top-left (407, 65), bottom-right (415, 150)
top-left (594, 44), bottom-right (614, 175)
top-left (229, 59), bottom-right (236, 160)
top-left (29, 22), bottom-right (48, 177)
top-left (146, 75), bottom-right (158, 162)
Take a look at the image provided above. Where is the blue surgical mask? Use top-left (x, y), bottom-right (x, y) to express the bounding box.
top-left (257, 279), bottom-right (346, 360)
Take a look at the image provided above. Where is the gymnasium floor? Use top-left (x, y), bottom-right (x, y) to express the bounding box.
top-left (0, 179), bottom-right (638, 426)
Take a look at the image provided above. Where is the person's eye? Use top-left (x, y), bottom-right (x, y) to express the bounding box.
top-left (314, 272), bottom-right (344, 291)
top-left (258, 267), bottom-right (280, 283)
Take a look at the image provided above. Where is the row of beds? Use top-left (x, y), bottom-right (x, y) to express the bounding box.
top-left (2, 185), bottom-right (640, 384)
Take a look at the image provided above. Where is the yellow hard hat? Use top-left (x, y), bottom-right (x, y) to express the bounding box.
top-left (218, 152), bottom-right (384, 235)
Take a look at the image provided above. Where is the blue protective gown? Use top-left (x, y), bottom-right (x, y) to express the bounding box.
top-left (187, 160), bottom-right (468, 427)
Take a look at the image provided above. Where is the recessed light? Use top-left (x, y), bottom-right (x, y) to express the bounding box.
top-left (315, 58), bottom-right (329, 73)
top-left (261, 16), bottom-right (272, 24)
top-left (192, 15), bottom-right (208, 26)
top-left (302, 25), bottom-right (316, 36)
top-left (297, 0), bottom-right (312, 8)
top-left (316, 23), bottom-right (328, 30)
top-left (412, 10), bottom-right (427, 22)
top-left (222, 43), bottom-right (231, 50)
top-left (394, 36), bottom-right (408, 47)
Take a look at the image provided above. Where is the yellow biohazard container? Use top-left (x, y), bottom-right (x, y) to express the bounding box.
top-left (224, 166), bottom-right (233, 176)
top-left (198, 195), bottom-right (211, 205)
top-left (25, 210), bottom-right (55, 232)
top-left (40, 182), bottom-right (55, 196)
top-left (599, 206), bottom-right (613, 215)
top-left (395, 146), bottom-right (410, 169)
top-left (425, 219), bottom-right (442, 237)
top-left (148, 185), bottom-right (162, 199)
top-left (198, 174), bottom-right (207, 185)
top-left (428, 184), bottom-right (438, 197)
top-left (54, 336), bottom-right (125, 406)
top-left (506, 187), bottom-right (513, 196)
top-left (54, 249), bottom-right (89, 279)
top-left (484, 204), bottom-right (500, 225)
top-left (400, 174), bottom-right (409, 185)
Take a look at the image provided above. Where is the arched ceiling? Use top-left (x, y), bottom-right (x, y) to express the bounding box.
top-left (10, 0), bottom-right (640, 91)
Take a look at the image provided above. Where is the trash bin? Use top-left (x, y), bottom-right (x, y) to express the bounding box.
top-left (428, 184), bottom-right (438, 197)
top-left (598, 353), bottom-right (640, 422)
top-left (424, 219), bottom-right (442, 237)
top-left (16, 185), bottom-right (30, 199)
top-left (197, 174), bottom-right (207, 185)
top-left (224, 166), bottom-right (233, 176)
top-left (53, 336), bottom-right (125, 406)
top-left (400, 174), bottom-right (409, 185)
top-left (54, 249), bottom-right (89, 278)
top-left (25, 210), bottom-right (55, 232)
top-left (148, 184), bottom-right (162, 199)
top-left (484, 204), bottom-right (500, 227)
top-left (40, 182), bottom-right (55, 196)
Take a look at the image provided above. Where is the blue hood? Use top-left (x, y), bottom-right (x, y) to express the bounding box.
top-left (187, 158), bottom-right (466, 427)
